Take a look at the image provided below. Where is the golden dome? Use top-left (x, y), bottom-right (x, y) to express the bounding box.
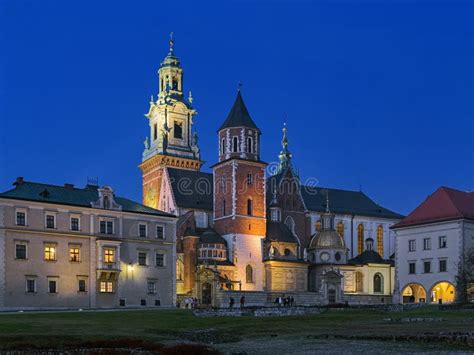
top-left (310, 230), bottom-right (345, 249)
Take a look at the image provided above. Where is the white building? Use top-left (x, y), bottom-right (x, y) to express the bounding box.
top-left (392, 186), bottom-right (474, 304)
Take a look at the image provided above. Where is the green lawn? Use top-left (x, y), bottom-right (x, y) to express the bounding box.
top-left (0, 306), bottom-right (472, 353)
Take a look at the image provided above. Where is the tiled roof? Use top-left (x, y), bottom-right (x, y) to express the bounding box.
top-left (391, 186), bottom-right (474, 229)
top-left (199, 229), bottom-right (227, 245)
top-left (266, 222), bottom-right (299, 244)
top-left (349, 250), bottom-right (393, 266)
top-left (300, 185), bottom-right (403, 219)
top-left (167, 168), bottom-right (213, 211)
top-left (218, 91), bottom-right (260, 132)
top-left (0, 180), bottom-right (175, 218)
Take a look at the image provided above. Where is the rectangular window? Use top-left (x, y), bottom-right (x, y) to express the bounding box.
top-left (15, 244), bottom-right (27, 259)
top-left (147, 281), bottom-right (157, 294)
top-left (408, 240), bottom-right (416, 252)
top-left (44, 244), bottom-right (57, 261)
top-left (423, 261), bottom-right (431, 274)
top-left (174, 121), bottom-right (183, 139)
top-left (439, 236), bottom-right (447, 249)
top-left (139, 224), bottom-right (147, 238)
top-left (439, 259), bottom-right (447, 272)
top-left (69, 246), bottom-right (80, 262)
top-left (233, 136), bottom-right (238, 152)
top-left (16, 211), bottom-right (26, 226)
top-left (46, 215), bottom-right (55, 229)
top-left (156, 225), bottom-right (164, 239)
top-left (70, 217), bottom-right (80, 231)
top-left (155, 253), bottom-right (164, 267)
top-left (48, 280), bottom-right (57, 293)
top-left (100, 281), bottom-right (114, 293)
top-left (78, 279), bottom-right (86, 292)
top-left (247, 173), bottom-right (253, 185)
top-left (423, 238), bottom-right (431, 250)
top-left (409, 262), bottom-right (416, 274)
top-left (26, 279), bottom-right (36, 293)
top-left (153, 123), bottom-right (158, 141)
top-left (141, 299), bottom-right (147, 306)
top-left (100, 220), bottom-right (114, 234)
top-left (138, 252), bottom-right (147, 266)
top-left (104, 248), bottom-right (115, 263)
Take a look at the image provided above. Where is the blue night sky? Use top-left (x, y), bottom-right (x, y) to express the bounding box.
top-left (1, 1), bottom-right (473, 215)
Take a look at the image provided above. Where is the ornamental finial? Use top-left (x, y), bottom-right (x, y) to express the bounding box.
top-left (169, 32), bottom-right (174, 52)
top-left (237, 81), bottom-right (243, 91)
top-left (325, 190), bottom-right (330, 213)
top-left (188, 90), bottom-right (193, 104)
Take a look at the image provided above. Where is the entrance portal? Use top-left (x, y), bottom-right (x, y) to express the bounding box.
top-left (431, 282), bottom-right (455, 304)
top-left (401, 283), bottom-right (427, 303)
top-left (202, 282), bottom-right (212, 305)
top-left (328, 288), bottom-right (336, 304)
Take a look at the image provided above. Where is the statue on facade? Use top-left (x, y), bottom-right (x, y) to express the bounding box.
top-left (143, 136), bottom-right (150, 150)
top-left (191, 131), bottom-right (200, 159)
top-left (269, 245), bottom-right (276, 258)
top-left (161, 120), bottom-right (171, 152)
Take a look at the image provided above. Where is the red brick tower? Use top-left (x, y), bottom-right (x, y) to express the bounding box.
top-left (213, 90), bottom-right (267, 290)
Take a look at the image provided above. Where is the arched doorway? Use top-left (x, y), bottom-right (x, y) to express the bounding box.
top-left (202, 282), bottom-right (212, 305)
top-left (401, 283), bottom-right (427, 303)
top-left (430, 282), bottom-right (455, 304)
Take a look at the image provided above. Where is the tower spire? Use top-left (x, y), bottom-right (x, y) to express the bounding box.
top-left (277, 117), bottom-right (292, 174)
top-left (169, 32), bottom-right (174, 53)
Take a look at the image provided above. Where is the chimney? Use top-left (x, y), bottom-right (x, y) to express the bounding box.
top-left (13, 177), bottom-right (24, 186)
top-left (64, 183), bottom-right (74, 189)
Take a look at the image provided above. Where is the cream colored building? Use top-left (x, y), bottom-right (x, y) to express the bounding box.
top-left (0, 177), bottom-right (177, 310)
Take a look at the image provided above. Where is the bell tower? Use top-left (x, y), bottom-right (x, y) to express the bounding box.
top-left (140, 34), bottom-right (202, 209)
top-left (213, 89), bottom-right (267, 290)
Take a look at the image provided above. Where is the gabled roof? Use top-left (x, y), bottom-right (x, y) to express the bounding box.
top-left (349, 250), bottom-right (393, 266)
top-left (218, 91), bottom-right (260, 132)
top-left (300, 185), bottom-right (403, 219)
top-left (0, 180), bottom-right (175, 217)
top-left (391, 186), bottom-right (474, 229)
top-left (266, 221), bottom-right (299, 244)
top-left (167, 168), bottom-right (213, 211)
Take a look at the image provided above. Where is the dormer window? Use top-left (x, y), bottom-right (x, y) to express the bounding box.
top-left (103, 196), bottom-right (110, 209)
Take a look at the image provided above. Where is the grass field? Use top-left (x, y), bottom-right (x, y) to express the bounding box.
top-left (0, 306), bottom-right (472, 353)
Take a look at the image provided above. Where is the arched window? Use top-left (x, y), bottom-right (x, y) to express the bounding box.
top-left (247, 199), bottom-right (253, 216)
top-left (103, 196), bottom-right (110, 209)
top-left (316, 219), bottom-right (322, 232)
top-left (284, 248), bottom-right (292, 256)
top-left (355, 271), bottom-right (363, 292)
top-left (247, 137), bottom-right (253, 153)
top-left (285, 216), bottom-right (295, 234)
top-left (233, 137), bottom-right (238, 152)
top-left (172, 77), bottom-right (178, 90)
top-left (221, 138), bottom-right (225, 155)
top-left (374, 273), bottom-right (383, 293)
top-left (337, 222), bottom-right (344, 237)
top-left (246, 265), bottom-right (253, 283)
top-left (377, 225), bottom-right (384, 256)
top-left (357, 224), bottom-right (364, 254)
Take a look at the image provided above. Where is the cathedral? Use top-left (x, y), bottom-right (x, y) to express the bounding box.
top-left (140, 37), bottom-right (404, 306)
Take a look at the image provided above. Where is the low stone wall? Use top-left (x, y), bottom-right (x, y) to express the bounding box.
top-left (193, 306), bottom-right (324, 317)
top-left (343, 294), bottom-right (393, 305)
top-left (215, 290), bottom-right (324, 307)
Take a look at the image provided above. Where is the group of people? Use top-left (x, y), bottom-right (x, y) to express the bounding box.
top-left (183, 297), bottom-right (199, 309)
top-left (229, 296), bottom-right (246, 309)
top-left (274, 295), bottom-right (295, 307)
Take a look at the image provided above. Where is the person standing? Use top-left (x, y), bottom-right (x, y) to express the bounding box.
top-left (230, 297), bottom-right (235, 309)
top-left (240, 295), bottom-right (245, 308)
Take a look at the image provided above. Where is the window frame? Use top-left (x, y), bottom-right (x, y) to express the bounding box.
top-left (423, 237), bottom-right (431, 251)
top-left (408, 239), bottom-right (416, 252)
top-left (70, 215), bottom-right (81, 231)
top-left (138, 251), bottom-right (148, 266)
top-left (147, 281), bottom-right (157, 294)
top-left (78, 278), bottom-right (87, 292)
top-left (15, 209), bottom-right (27, 226)
top-left (247, 136), bottom-right (253, 153)
top-left (173, 120), bottom-right (183, 139)
top-left (138, 223), bottom-right (148, 238)
top-left (26, 278), bottom-right (36, 293)
top-left (48, 278), bottom-right (58, 294)
top-left (104, 247), bottom-right (116, 264)
top-left (423, 260), bottom-right (431, 274)
top-left (156, 225), bottom-right (165, 239)
top-left (69, 245), bottom-right (81, 262)
top-left (45, 213), bottom-right (56, 229)
top-left (155, 252), bottom-right (165, 267)
top-left (15, 242), bottom-right (28, 260)
top-left (232, 136), bottom-right (239, 153)
top-left (99, 219), bottom-right (114, 235)
top-left (44, 243), bottom-right (57, 261)
top-left (409, 262), bottom-right (416, 274)
top-left (439, 259), bottom-right (447, 272)
top-left (99, 281), bottom-right (114, 293)
top-left (439, 236), bottom-right (447, 249)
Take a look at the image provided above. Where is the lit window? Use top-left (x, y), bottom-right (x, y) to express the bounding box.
top-left (69, 246), bottom-right (80, 262)
top-left (377, 225), bottom-right (384, 256)
top-left (16, 211), bottom-right (26, 226)
top-left (15, 243), bottom-right (27, 260)
top-left (70, 217), bottom-right (80, 231)
top-left (423, 238), bottom-right (431, 250)
top-left (408, 239), bottom-right (416, 252)
top-left (45, 215), bottom-right (55, 229)
top-left (439, 236), bottom-right (447, 249)
top-left (148, 281), bottom-right (157, 294)
top-left (44, 244), bottom-right (57, 261)
top-left (100, 281), bottom-right (113, 293)
top-left (337, 222), bottom-right (344, 237)
top-left (156, 225), bottom-right (164, 239)
top-left (155, 253), bottom-right (164, 267)
top-left (357, 224), bottom-right (364, 254)
top-left (26, 279), bottom-right (36, 293)
top-left (78, 279), bottom-right (87, 292)
top-left (104, 248), bottom-right (115, 263)
top-left (138, 252), bottom-right (147, 266)
top-left (439, 259), bottom-right (447, 272)
top-left (423, 260), bottom-right (431, 273)
top-left (409, 262), bottom-right (416, 274)
top-left (139, 224), bottom-right (147, 238)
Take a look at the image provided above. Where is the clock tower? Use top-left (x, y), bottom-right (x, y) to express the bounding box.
top-left (140, 34), bottom-right (202, 209)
